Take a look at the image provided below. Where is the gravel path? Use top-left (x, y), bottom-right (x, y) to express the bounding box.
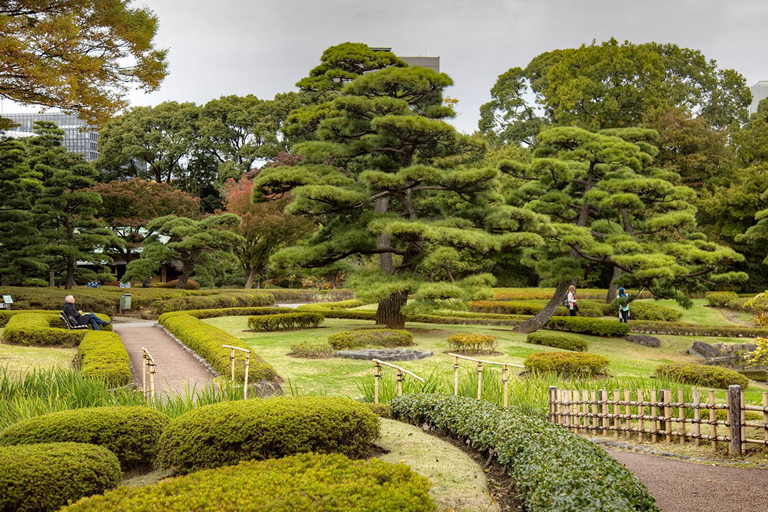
top-left (605, 448), bottom-right (768, 511)
top-left (112, 317), bottom-right (214, 396)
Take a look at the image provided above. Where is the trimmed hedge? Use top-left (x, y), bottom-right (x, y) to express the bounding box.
top-left (0, 406), bottom-right (170, 470)
top-left (3, 312), bottom-right (112, 347)
top-left (0, 442), bottom-right (121, 512)
top-left (469, 299), bottom-right (609, 318)
top-left (151, 292), bottom-right (274, 314)
top-left (159, 312), bottom-right (277, 381)
top-left (630, 321), bottom-right (768, 338)
top-left (156, 278), bottom-right (201, 289)
top-left (157, 397), bottom-right (380, 474)
top-left (265, 288), bottom-right (354, 303)
top-left (289, 341), bottom-right (335, 358)
top-left (526, 332), bottom-right (588, 352)
top-left (607, 300), bottom-right (683, 322)
top-left (655, 363), bottom-right (750, 389)
top-left (77, 331), bottom-right (131, 386)
top-left (391, 395), bottom-right (658, 512)
top-left (247, 312), bottom-right (324, 331)
top-left (328, 329), bottom-right (414, 349)
top-left (63, 453), bottom-right (435, 512)
top-left (524, 352), bottom-right (609, 377)
top-left (492, 287), bottom-right (652, 301)
top-left (705, 291), bottom-right (738, 308)
top-left (546, 316), bottom-right (630, 337)
top-left (446, 333), bottom-right (498, 353)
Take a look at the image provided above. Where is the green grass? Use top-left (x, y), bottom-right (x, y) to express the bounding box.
top-left (0, 330), bottom-right (76, 374)
top-left (642, 298), bottom-right (736, 325)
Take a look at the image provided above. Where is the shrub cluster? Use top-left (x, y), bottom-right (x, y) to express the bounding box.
top-left (157, 397), bottom-right (380, 474)
top-left (705, 291), bottom-right (739, 308)
top-left (654, 363), bottom-right (750, 389)
top-left (77, 331), bottom-right (131, 386)
top-left (289, 341), bottom-right (335, 358)
top-left (524, 352), bottom-right (609, 377)
top-left (607, 300), bottom-right (683, 321)
top-left (446, 333), bottom-right (498, 353)
top-left (469, 300), bottom-right (609, 318)
top-left (390, 395), bottom-right (658, 512)
top-left (247, 312), bottom-right (324, 331)
top-left (0, 442), bottom-right (121, 512)
top-left (0, 406), bottom-right (170, 470)
top-left (156, 278), bottom-right (201, 290)
top-left (164, 306), bottom-right (294, 320)
top-left (546, 316), bottom-right (630, 337)
top-left (151, 292), bottom-right (274, 314)
top-left (328, 329), bottom-right (413, 350)
top-left (629, 321), bottom-right (768, 338)
top-left (63, 453), bottom-right (434, 512)
top-left (3, 312), bottom-right (110, 346)
top-left (526, 332), bottom-right (588, 352)
top-left (159, 312), bottom-right (277, 381)
top-left (492, 287), bottom-right (652, 301)
top-left (265, 288), bottom-right (354, 303)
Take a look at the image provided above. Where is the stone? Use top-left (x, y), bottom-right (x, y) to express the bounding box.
top-left (250, 380), bottom-right (283, 398)
top-left (688, 341), bottom-right (721, 359)
top-left (626, 334), bottom-right (661, 348)
top-left (716, 343), bottom-right (756, 354)
top-left (334, 349), bottom-right (433, 361)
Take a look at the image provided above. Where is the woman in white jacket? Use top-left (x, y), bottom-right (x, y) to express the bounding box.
top-left (566, 285), bottom-right (578, 316)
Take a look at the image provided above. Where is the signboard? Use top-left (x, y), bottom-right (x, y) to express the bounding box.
top-left (2, 295), bottom-right (12, 304)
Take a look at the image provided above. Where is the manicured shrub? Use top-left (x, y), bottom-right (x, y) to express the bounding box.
top-left (629, 321), bottom-right (768, 338)
top-left (654, 363), bottom-right (750, 389)
top-left (159, 312), bottom-right (277, 381)
top-left (391, 395), bottom-right (658, 512)
top-left (247, 312), bottom-right (324, 331)
top-left (296, 299), bottom-right (362, 310)
top-left (3, 313), bottom-right (111, 347)
top-left (157, 278), bottom-right (201, 290)
top-left (606, 300), bottom-right (683, 322)
top-left (446, 333), bottom-right (498, 353)
top-left (151, 292), bottom-right (274, 314)
top-left (0, 442), bottom-right (121, 512)
top-left (77, 331), bottom-right (131, 386)
top-left (328, 329), bottom-right (413, 350)
top-left (705, 291), bottom-right (738, 308)
top-left (265, 288), bottom-right (354, 303)
top-left (0, 406), bottom-right (170, 470)
top-left (469, 300), bottom-right (609, 318)
top-left (63, 453), bottom-right (435, 512)
top-left (524, 352), bottom-right (609, 377)
top-left (526, 332), bottom-right (588, 352)
top-left (289, 341), bottom-right (335, 358)
top-left (157, 397), bottom-right (380, 474)
top-left (546, 316), bottom-right (630, 337)
top-left (164, 306), bottom-right (294, 320)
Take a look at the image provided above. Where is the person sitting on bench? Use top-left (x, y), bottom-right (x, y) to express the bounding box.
top-left (63, 295), bottom-right (111, 330)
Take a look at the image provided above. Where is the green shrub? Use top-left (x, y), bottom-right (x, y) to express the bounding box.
top-left (156, 278), bottom-right (201, 290)
top-left (159, 312), bottom-right (277, 381)
top-left (77, 331), bottom-right (131, 386)
top-left (163, 306), bottom-right (294, 320)
top-left (654, 363), bottom-right (750, 389)
top-left (63, 453), bottom-right (435, 512)
top-left (157, 397), bottom-right (380, 474)
top-left (446, 333), bottom-right (498, 353)
top-left (705, 291), bottom-right (738, 308)
top-left (526, 332), bottom-right (588, 352)
top-left (545, 316), bottom-right (630, 337)
top-left (390, 395), bottom-right (657, 512)
top-left (265, 288), bottom-right (354, 303)
top-left (328, 329), bottom-right (413, 350)
top-left (629, 321), bottom-right (768, 338)
top-left (3, 312), bottom-right (111, 347)
top-left (151, 292), bottom-right (274, 314)
top-left (296, 299), bottom-right (362, 310)
top-left (469, 300), bottom-right (609, 318)
top-left (524, 352), bottom-right (609, 377)
top-left (606, 300), bottom-right (683, 321)
top-left (492, 287), bottom-right (652, 301)
top-left (0, 442), bottom-right (121, 512)
top-left (289, 341), bottom-right (335, 358)
top-left (247, 312), bottom-right (324, 331)
top-left (0, 406), bottom-right (169, 470)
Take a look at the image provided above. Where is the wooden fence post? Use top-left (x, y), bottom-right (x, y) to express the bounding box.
top-left (763, 392), bottom-right (768, 453)
top-left (591, 390), bottom-right (598, 433)
top-left (453, 355), bottom-right (459, 396)
top-left (728, 385), bottom-right (742, 456)
top-left (651, 389), bottom-right (658, 443)
top-left (663, 389), bottom-right (672, 443)
top-left (396, 368), bottom-right (403, 397)
top-left (502, 365), bottom-right (509, 407)
top-left (374, 362), bottom-right (380, 404)
top-left (476, 362), bottom-right (483, 400)
top-left (638, 390), bottom-right (644, 443)
top-left (613, 390), bottom-right (620, 438)
top-left (708, 390), bottom-right (717, 453)
top-left (549, 386), bottom-right (557, 423)
top-left (600, 389), bottom-right (609, 436)
top-left (678, 389), bottom-right (686, 445)
top-left (243, 352), bottom-right (250, 400)
top-left (624, 389), bottom-right (631, 440)
top-left (693, 389), bottom-right (700, 447)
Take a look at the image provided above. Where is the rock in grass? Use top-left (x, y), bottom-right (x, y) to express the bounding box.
top-left (626, 334), bottom-right (661, 348)
top-left (688, 341), bottom-right (721, 359)
top-left (335, 349), bottom-right (433, 361)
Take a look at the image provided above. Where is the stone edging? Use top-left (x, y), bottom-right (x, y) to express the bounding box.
top-left (155, 323), bottom-right (220, 378)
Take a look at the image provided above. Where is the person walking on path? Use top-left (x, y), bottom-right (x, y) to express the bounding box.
top-left (618, 287), bottom-right (630, 323)
top-left (566, 285), bottom-right (578, 316)
top-left (63, 295), bottom-right (111, 330)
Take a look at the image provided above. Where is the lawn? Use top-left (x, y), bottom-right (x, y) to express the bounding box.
top-left (0, 329), bottom-right (76, 373)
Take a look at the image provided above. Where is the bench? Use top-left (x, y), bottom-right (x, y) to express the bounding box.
top-left (60, 312), bottom-right (90, 330)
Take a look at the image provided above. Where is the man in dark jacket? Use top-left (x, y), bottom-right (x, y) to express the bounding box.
top-left (63, 295), bottom-right (111, 330)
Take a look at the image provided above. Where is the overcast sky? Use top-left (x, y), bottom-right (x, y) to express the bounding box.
top-left (7, 0), bottom-right (768, 134)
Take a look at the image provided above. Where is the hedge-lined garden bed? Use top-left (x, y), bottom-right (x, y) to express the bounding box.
top-left (524, 352), bottom-right (610, 377)
top-left (64, 453), bottom-right (434, 512)
top-left (630, 321), bottom-right (768, 338)
top-left (655, 363), bottom-right (750, 389)
top-left (3, 312), bottom-right (112, 347)
top-left (526, 332), bottom-right (588, 352)
top-left (77, 331), bottom-right (132, 386)
top-left (391, 395), bottom-right (658, 512)
top-left (328, 329), bottom-right (413, 349)
top-left (248, 312), bottom-right (324, 332)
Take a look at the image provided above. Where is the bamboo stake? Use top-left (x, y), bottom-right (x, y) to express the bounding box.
top-left (625, 389), bottom-right (631, 440)
top-left (573, 390), bottom-right (580, 433)
top-left (600, 389), bottom-right (609, 436)
top-left (709, 390), bottom-right (717, 453)
top-left (141, 350), bottom-right (147, 399)
top-left (502, 365), bottom-right (509, 407)
top-left (591, 390), bottom-right (598, 433)
top-left (663, 389), bottom-right (672, 443)
top-left (678, 389), bottom-right (686, 445)
top-left (476, 362), bottom-right (483, 400)
top-left (763, 392), bottom-right (768, 453)
top-left (651, 389), bottom-right (658, 443)
top-left (148, 357), bottom-right (155, 400)
top-left (229, 347), bottom-right (235, 383)
top-left (740, 390), bottom-right (746, 455)
top-left (374, 362), bottom-right (380, 404)
top-left (554, 388), bottom-right (560, 425)
top-left (564, 390), bottom-right (571, 427)
top-left (613, 390), bottom-right (620, 438)
top-left (583, 390), bottom-right (590, 432)
top-left (548, 386), bottom-right (557, 423)
top-left (693, 389), bottom-right (701, 447)
top-left (396, 369), bottom-right (403, 397)
top-left (728, 385), bottom-right (742, 456)
top-left (244, 352), bottom-right (250, 400)
top-left (638, 390), bottom-right (644, 443)
top-left (453, 355), bottom-right (459, 396)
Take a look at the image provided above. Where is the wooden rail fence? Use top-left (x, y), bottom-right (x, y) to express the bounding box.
top-left (222, 344), bottom-right (251, 399)
top-left (372, 359), bottom-right (424, 404)
top-left (141, 347), bottom-right (156, 401)
top-left (449, 353), bottom-right (524, 407)
top-left (549, 385), bottom-right (768, 456)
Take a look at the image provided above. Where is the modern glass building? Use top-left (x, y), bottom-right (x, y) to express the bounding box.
top-left (749, 81), bottom-right (768, 115)
top-left (1, 112), bottom-right (98, 161)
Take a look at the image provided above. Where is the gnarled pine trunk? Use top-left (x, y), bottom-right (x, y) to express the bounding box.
top-left (514, 280), bottom-right (571, 334)
top-left (606, 266), bottom-right (622, 303)
top-left (376, 291), bottom-right (408, 329)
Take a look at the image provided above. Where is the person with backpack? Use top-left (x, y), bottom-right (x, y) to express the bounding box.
top-left (617, 287), bottom-right (630, 323)
top-left (565, 285), bottom-right (578, 316)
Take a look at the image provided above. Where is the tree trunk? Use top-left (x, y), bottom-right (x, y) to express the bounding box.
top-left (177, 265), bottom-right (194, 289)
top-left (374, 196), bottom-right (394, 274)
top-left (244, 268), bottom-right (257, 289)
top-left (65, 256), bottom-right (76, 290)
top-left (606, 266), bottom-right (622, 303)
top-left (375, 291), bottom-right (408, 329)
top-left (514, 280), bottom-right (571, 334)
top-left (49, 270), bottom-right (55, 287)
top-left (1, 275), bottom-right (7, 287)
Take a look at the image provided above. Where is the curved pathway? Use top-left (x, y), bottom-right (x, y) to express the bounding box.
top-left (112, 317), bottom-right (214, 396)
top-left (605, 447), bottom-right (768, 511)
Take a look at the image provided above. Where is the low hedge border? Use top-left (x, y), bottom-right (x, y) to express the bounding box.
top-left (0, 442), bottom-right (121, 512)
top-left (328, 329), bottom-right (413, 350)
top-left (0, 406), bottom-right (170, 470)
top-left (391, 395), bottom-right (657, 512)
top-left (526, 332), bottom-right (588, 352)
top-left (64, 453), bottom-right (435, 512)
top-left (158, 312), bottom-right (277, 382)
top-left (264, 288), bottom-right (354, 303)
top-left (655, 363), bottom-right (750, 389)
top-left (630, 321), bottom-right (768, 338)
top-left (524, 352), bottom-right (609, 377)
top-left (3, 312), bottom-right (112, 347)
top-left (157, 397), bottom-right (380, 474)
top-left (77, 331), bottom-right (132, 387)
top-left (545, 316), bottom-right (631, 337)
top-left (469, 300), bottom-right (609, 318)
top-left (247, 312), bottom-right (324, 332)
top-left (606, 301), bottom-right (683, 322)
top-left (151, 292), bottom-right (275, 315)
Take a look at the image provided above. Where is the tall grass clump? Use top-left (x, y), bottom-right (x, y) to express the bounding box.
top-left (357, 370), bottom-right (447, 404)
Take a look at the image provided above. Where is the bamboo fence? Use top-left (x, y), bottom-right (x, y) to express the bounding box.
top-left (549, 385), bottom-right (768, 456)
top-left (222, 344), bottom-right (251, 399)
top-left (141, 347), bottom-right (156, 401)
top-left (449, 353), bottom-right (525, 407)
top-left (371, 359), bottom-right (424, 404)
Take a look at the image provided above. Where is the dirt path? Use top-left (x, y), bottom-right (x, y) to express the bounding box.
top-left (112, 317), bottom-right (214, 396)
top-left (604, 448), bottom-right (768, 511)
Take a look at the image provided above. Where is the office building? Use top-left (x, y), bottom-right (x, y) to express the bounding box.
top-left (369, 47), bottom-right (440, 73)
top-left (749, 81), bottom-right (768, 115)
top-left (1, 112), bottom-right (98, 161)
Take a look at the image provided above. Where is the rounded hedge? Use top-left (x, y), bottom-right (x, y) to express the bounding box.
top-left (77, 331), bottom-right (132, 386)
top-left (524, 352), bottom-right (609, 377)
top-left (328, 329), bottom-right (413, 350)
top-left (0, 442), bottom-right (121, 512)
top-left (64, 453), bottom-right (434, 512)
top-left (0, 406), bottom-right (170, 470)
top-left (654, 363), bottom-right (750, 389)
top-left (247, 312), bottom-right (324, 331)
top-left (157, 397), bottom-right (381, 474)
top-left (526, 332), bottom-right (588, 352)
